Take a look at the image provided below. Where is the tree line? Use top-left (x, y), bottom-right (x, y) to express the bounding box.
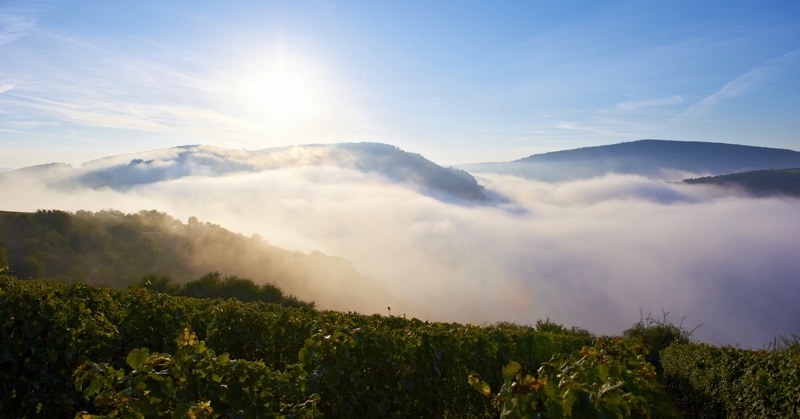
top-left (132, 271), bottom-right (313, 308)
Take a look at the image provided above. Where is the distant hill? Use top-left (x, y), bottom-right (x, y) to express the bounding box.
top-left (684, 168), bottom-right (800, 197)
top-left (460, 140), bottom-right (800, 181)
top-left (0, 209), bottom-right (407, 314)
top-left (2, 143), bottom-right (485, 202)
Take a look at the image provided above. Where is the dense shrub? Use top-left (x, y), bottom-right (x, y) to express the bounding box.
top-left (623, 310), bottom-right (700, 375)
top-left (0, 276), bottom-right (594, 417)
top-left (662, 341), bottom-right (800, 418)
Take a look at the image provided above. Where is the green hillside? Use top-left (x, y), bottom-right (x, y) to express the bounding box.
top-left (0, 209), bottom-right (400, 313)
top-left (683, 167), bottom-right (800, 197)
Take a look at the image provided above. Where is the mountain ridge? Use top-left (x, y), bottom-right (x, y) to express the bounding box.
top-left (460, 139), bottom-right (800, 181)
top-left (7, 139), bottom-right (800, 192)
top-left (2, 142), bottom-right (486, 203)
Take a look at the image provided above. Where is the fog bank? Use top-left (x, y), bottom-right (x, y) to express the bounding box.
top-left (1, 168), bottom-right (798, 347)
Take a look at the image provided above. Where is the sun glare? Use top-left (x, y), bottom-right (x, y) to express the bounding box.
top-left (222, 44), bottom-right (370, 141)
top-left (236, 47), bottom-right (321, 127)
top-left (249, 67), bottom-right (313, 116)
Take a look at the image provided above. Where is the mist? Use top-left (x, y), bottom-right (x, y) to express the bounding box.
top-left (1, 166), bottom-right (798, 347)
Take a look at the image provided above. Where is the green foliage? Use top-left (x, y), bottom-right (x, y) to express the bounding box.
top-left (114, 289), bottom-right (209, 355)
top-left (201, 299), bottom-right (317, 371)
top-left (0, 245), bottom-right (9, 271)
top-left (130, 271), bottom-right (313, 308)
top-left (75, 329), bottom-right (321, 418)
top-left (0, 276), bottom-right (598, 418)
top-left (0, 208), bottom-right (358, 307)
top-left (623, 311), bottom-right (697, 354)
top-left (622, 310), bottom-right (699, 375)
top-left (15, 276), bottom-right (786, 418)
top-left (180, 271), bottom-right (276, 302)
top-left (534, 318), bottom-right (594, 338)
top-left (469, 337), bottom-right (682, 418)
top-left (0, 276), bottom-right (120, 415)
top-left (297, 317), bottom-right (594, 417)
top-left (0, 209), bottom-right (169, 283)
top-left (662, 340), bottom-right (800, 418)
top-left (180, 271), bottom-right (224, 299)
top-left (131, 274), bottom-right (180, 295)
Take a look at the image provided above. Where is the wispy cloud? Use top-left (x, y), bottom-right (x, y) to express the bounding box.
top-left (555, 121), bottom-right (637, 138)
top-left (558, 96), bottom-right (688, 140)
top-left (0, 21), bottom-right (375, 148)
top-left (612, 95), bottom-right (684, 112)
top-left (5, 92), bottom-right (264, 139)
top-left (678, 48), bottom-right (800, 119)
top-left (0, 8), bottom-right (38, 45)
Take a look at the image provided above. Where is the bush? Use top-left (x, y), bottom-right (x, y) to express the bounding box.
top-left (662, 340), bottom-right (800, 418)
top-left (623, 310), bottom-right (700, 374)
top-left (75, 329), bottom-right (321, 418)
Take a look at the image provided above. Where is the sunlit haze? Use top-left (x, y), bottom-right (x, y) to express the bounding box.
top-left (1, 1), bottom-right (799, 168)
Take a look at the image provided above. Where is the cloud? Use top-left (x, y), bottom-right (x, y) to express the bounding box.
top-left (0, 83), bottom-right (14, 94)
top-left (0, 166), bottom-right (798, 348)
top-left (6, 92), bottom-right (264, 138)
top-left (612, 96), bottom-right (684, 112)
top-left (679, 48), bottom-right (800, 119)
top-left (0, 8), bottom-right (37, 45)
top-left (554, 121), bottom-right (635, 138)
top-left (0, 23), bottom-right (377, 150)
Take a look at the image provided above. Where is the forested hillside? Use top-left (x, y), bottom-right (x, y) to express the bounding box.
top-left (683, 167), bottom-right (800, 197)
top-left (0, 209), bottom-right (402, 313)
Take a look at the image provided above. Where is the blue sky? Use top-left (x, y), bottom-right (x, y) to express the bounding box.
top-left (1, 0), bottom-right (798, 168)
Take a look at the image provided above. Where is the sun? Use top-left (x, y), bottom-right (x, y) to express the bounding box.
top-left (249, 67), bottom-right (313, 117)
top-left (236, 47), bottom-right (320, 125)
top-left (225, 44), bottom-right (364, 140)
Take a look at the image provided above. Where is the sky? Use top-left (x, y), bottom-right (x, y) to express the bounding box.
top-left (1, 0), bottom-right (799, 169)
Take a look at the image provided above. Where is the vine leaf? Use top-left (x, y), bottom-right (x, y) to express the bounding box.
top-left (468, 374), bottom-right (492, 397)
top-left (126, 348), bottom-right (150, 370)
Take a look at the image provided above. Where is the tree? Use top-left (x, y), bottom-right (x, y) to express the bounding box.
top-left (180, 271), bottom-right (223, 299)
top-left (0, 246), bottom-right (8, 271)
top-left (22, 255), bottom-right (44, 279)
top-left (131, 274), bottom-right (180, 295)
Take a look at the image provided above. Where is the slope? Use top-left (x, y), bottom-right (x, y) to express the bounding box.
top-left (683, 167), bottom-right (800, 197)
top-left (1, 143), bottom-right (485, 203)
top-left (461, 139), bottom-right (800, 181)
top-left (0, 209), bottom-right (407, 314)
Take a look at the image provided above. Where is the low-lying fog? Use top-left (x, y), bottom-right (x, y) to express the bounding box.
top-left (2, 165), bottom-right (798, 348)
